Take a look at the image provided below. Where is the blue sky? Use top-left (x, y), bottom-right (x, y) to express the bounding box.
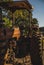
top-left (29, 0), bottom-right (44, 27)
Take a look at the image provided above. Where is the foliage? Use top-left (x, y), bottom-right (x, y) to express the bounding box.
top-left (32, 18), bottom-right (39, 35)
top-left (2, 17), bottom-right (12, 28)
top-left (14, 9), bottom-right (30, 36)
top-left (14, 9), bottom-right (30, 21)
top-left (14, 9), bottom-right (30, 27)
top-left (2, 9), bottom-right (12, 28)
top-left (32, 18), bottom-right (38, 24)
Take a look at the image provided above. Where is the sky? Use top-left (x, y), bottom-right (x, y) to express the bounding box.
top-left (29, 0), bottom-right (44, 27)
